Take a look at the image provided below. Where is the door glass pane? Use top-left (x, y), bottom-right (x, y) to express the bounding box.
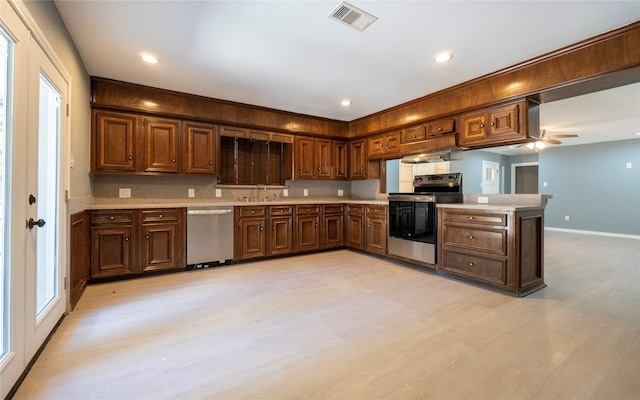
top-left (35, 74), bottom-right (60, 318)
top-left (0, 28), bottom-right (12, 356)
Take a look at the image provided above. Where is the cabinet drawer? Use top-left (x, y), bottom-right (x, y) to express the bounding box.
top-left (443, 226), bottom-right (506, 255)
top-left (402, 125), bottom-right (427, 143)
top-left (296, 205), bottom-right (320, 215)
top-left (270, 205), bottom-right (293, 216)
top-left (347, 204), bottom-right (364, 215)
top-left (239, 206), bottom-right (267, 217)
top-left (91, 211), bottom-right (135, 225)
top-left (141, 209), bottom-right (180, 223)
top-left (442, 250), bottom-right (507, 286)
top-left (367, 205), bottom-right (386, 216)
top-left (443, 210), bottom-right (507, 226)
top-left (323, 204), bottom-right (343, 214)
top-left (428, 118), bottom-right (455, 136)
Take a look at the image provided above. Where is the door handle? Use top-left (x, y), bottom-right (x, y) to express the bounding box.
top-left (27, 218), bottom-right (46, 229)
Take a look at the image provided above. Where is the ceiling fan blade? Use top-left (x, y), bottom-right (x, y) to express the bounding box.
top-left (515, 143), bottom-right (529, 148)
top-left (546, 138), bottom-right (562, 144)
top-left (539, 129), bottom-right (546, 138)
top-left (547, 134), bottom-right (578, 139)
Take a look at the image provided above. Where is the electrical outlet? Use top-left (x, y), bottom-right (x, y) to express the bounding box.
top-left (283, 189), bottom-right (289, 197)
top-left (543, 182), bottom-right (548, 187)
top-left (119, 188), bottom-right (131, 198)
top-left (215, 189), bottom-right (222, 198)
top-left (477, 196), bottom-right (489, 204)
top-left (188, 188), bottom-right (195, 198)
top-left (338, 189), bottom-right (344, 197)
top-left (303, 189), bottom-right (309, 197)
top-left (626, 162), bottom-right (632, 169)
top-left (565, 215), bottom-right (570, 221)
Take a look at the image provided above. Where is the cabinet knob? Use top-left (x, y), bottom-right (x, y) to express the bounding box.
top-left (299, 166), bottom-right (303, 170)
top-left (469, 236), bottom-right (474, 239)
top-left (273, 226), bottom-right (276, 230)
top-left (469, 262), bottom-right (475, 266)
top-left (315, 223), bottom-right (318, 227)
top-left (145, 235), bottom-right (149, 239)
top-left (490, 121), bottom-right (495, 126)
top-left (125, 237), bottom-right (129, 241)
top-left (467, 216), bottom-right (474, 220)
top-left (480, 124), bottom-right (485, 128)
top-left (412, 135), bottom-right (417, 138)
top-left (159, 214), bottom-right (163, 218)
top-left (209, 161), bottom-right (213, 165)
top-left (260, 226), bottom-right (263, 231)
top-left (438, 127), bottom-right (443, 131)
top-left (172, 159), bottom-right (176, 163)
top-left (317, 167), bottom-right (321, 171)
top-left (110, 216), bottom-right (114, 220)
top-left (128, 156), bottom-right (133, 160)
top-left (251, 210), bottom-right (255, 214)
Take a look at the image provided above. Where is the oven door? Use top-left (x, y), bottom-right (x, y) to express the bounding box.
top-left (389, 200), bottom-right (436, 244)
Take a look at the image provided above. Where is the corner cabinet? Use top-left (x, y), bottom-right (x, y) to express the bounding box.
top-left (437, 207), bottom-right (545, 296)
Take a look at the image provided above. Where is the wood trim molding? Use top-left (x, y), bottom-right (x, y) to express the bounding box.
top-left (349, 21), bottom-right (640, 137)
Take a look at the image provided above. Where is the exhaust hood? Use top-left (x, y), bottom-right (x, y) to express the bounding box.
top-left (401, 148), bottom-right (462, 164)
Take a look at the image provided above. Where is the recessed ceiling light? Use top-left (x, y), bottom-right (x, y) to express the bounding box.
top-left (434, 52), bottom-right (453, 63)
top-left (635, 132), bottom-right (640, 136)
top-left (341, 99), bottom-right (352, 107)
top-left (142, 55), bottom-right (159, 64)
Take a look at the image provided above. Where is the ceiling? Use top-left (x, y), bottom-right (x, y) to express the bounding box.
top-left (53, 1), bottom-right (640, 149)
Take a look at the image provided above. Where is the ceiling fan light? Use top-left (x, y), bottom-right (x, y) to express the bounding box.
top-left (536, 141), bottom-right (546, 150)
top-left (526, 142), bottom-right (535, 150)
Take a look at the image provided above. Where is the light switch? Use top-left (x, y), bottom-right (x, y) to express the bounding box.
top-left (626, 162), bottom-right (632, 169)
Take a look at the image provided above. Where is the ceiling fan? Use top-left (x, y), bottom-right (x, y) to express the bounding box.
top-left (517, 129), bottom-right (578, 150)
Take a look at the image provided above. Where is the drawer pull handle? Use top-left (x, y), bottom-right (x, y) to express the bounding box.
top-left (469, 262), bottom-right (475, 266)
top-left (467, 216), bottom-right (474, 219)
top-left (110, 216), bottom-right (114, 220)
top-left (251, 210), bottom-right (255, 214)
top-left (159, 214), bottom-right (162, 218)
top-left (469, 236), bottom-right (474, 239)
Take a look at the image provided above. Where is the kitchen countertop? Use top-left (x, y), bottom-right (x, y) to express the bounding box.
top-left (85, 198), bottom-right (389, 210)
top-left (437, 203), bottom-right (546, 211)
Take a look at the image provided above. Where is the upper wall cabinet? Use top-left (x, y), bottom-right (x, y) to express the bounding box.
top-left (458, 100), bottom-right (538, 147)
top-left (294, 137), bottom-right (347, 180)
top-left (92, 110), bottom-right (139, 172)
top-left (367, 131), bottom-right (401, 160)
top-left (91, 109), bottom-right (218, 175)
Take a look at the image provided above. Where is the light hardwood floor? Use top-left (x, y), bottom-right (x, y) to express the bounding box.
top-left (13, 230), bottom-right (640, 399)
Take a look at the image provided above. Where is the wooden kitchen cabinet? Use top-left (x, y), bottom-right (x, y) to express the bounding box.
top-left (294, 137), bottom-right (348, 180)
top-left (458, 102), bottom-right (527, 147)
top-left (235, 206), bottom-right (268, 260)
top-left (348, 139), bottom-right (367, 180)
top-left (269, 205), bottom-right (293, 256)
top-left (295, 205), bottom-right (321, 252)
top-left (438, 207), bottom-right (545, 296)
top-left (184, 122), bottom-right (218, 174)
top-left (322, 204), bottom-right (344, 249)
top-left (367, 131), bottom-right (401, 159)
top-left (92, 110), bottom-right (139, 172)
top-left (90, 210), bottom-right (136, 278)
top-left (90, 208), bottom-right (186, 280)
top-left (70, 212), bottom-right (90, 308)
top-left (140, 209), bottom-right (184, 272)
top-left (346, 205), bottom-right (365, 250)
top-left (366, 205), bottom-right (387, 255)
top-left (144, 116), bottom-right (181, 173)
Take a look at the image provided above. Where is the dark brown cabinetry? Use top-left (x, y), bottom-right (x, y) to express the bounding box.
top-left (184, 122), bottom-right (218, 174)
top-left (459, 102), bottom-right (529, 147)
top-left (348, 139), bottom-right (368, 180)
top-left (367, 131), bottom-right (401, 160)
top-left (90, 208), bottom-right (186, 280)
top-left (294, 137), bottom-right (348, 180)
top-left (365, 205), bottom-right (387, 255)
top-left (346, 204), bottom-right (365, 250)
top-left (295, 205), bottom-right (321, 252)
top-left (269, 206), bottom-right (294, 256)
top-left (144, 117), bottom-right (181, 173)
top-left (92, 110), bottom-right (138, 172)
top-left (322, 204), bottom-right (344, 249)
top-left (70, 212), bottom-right (90, 308)
top-left (235, 205), bottom-right (295, 260)
top-left (438, 207), bottom-right (545, 296)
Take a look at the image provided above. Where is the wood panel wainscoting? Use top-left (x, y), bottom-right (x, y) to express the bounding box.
top-left (14, 231), bottom-right (640, 399)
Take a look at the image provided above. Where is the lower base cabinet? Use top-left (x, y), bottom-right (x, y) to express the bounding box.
top-left (438, 207), bottom-right (545, 296)
top-left (90, 208), bottom-right (186, 280)
top-left (234, 205), bottom-right (294, 260)
top-left (365, 205), bottom-right (387, 255)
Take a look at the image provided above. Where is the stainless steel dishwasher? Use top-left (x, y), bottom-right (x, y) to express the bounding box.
top-left (186, 206), bottom-right (234, 270)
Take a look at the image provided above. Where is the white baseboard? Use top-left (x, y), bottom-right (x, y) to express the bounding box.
top-left (545, 227), bottom-right (640, 240)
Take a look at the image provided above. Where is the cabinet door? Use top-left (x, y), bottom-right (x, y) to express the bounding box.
top-left (459, 111), bottom-right (487, 145)
top-left (402, 125), bottom-right (427, 144)
top-left (323, 214), bottom-right (343, 249)
top-left (295, 137), bottom-right (315, 179)
top-left (367, 135), bottom-right (385, 158)
top-left (141, 223), bottom-right (180, 271)
top-left (93, 110), bottom-right (138, 171)
top-left (333, 141), bottom-right (348, 180)
top-left (366, 215), bottom-right (387, 255)
top-left (70, 212), bottom-right (89, 309)
top-left (238, 217), bottom-right (267, 260)
top-left (184, 122), bottom-right (217, 174)
top-left (91, 226), bottom-right (134, 278)
top-left (315, 138), bottom-right (333, 179)
top-left (296, 215), bottom-right (320, 252)
top-left (346, 213), bottom-right (365, 250)
top-left (488, 103), bottom-right (522, 140)
top-left (269, 216), bottom-right (293, 256)
top-left (348, 139), bottom-right (367, 180)
top-left (384, 132), bottom-right (401, 155)
top-left (144, 117), bottom-right (180, 172)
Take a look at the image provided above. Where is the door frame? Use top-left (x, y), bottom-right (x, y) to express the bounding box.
top-left (511, 162), bottom-right (539, 194)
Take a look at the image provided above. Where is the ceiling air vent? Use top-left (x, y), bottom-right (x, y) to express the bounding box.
top-left (328, 2), bottom-right (378, 31)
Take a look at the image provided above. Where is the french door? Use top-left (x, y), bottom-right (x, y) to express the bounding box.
top-left (0, 2), bottom-right (68, 397)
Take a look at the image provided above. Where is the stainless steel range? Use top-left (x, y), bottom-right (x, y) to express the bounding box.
top-left (387, 173), bottom-right (463, 265)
